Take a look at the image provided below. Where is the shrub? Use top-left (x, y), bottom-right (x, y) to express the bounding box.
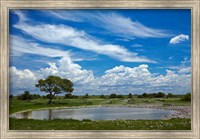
top-left (100, 94), bottom-right (105, 98)
top-left (181, 93), bottom-right (191, 101)
top-left (157, 92), bottom-right (165, 98)
top-left (109, 93), bottom-right (117, 98)
top-left (138, 92), bottom-right (166, 98)
top-left (82, 93), bottom-right (89, 98)
top-left (9, 94), bottom-right (13, 99)
top-left (64, 94), bottom-right (78, 99)
top-left (117, 94), bottom-right (124, 98)
top-left (167, 93), bottom-right (173, 98)
top-left (128, 93), bottom-right (132, 98)
top-left (18, 91), bottom-right (33, 100)
top-left (32, 94), bottom-right (41, 99)
top-left (142, 93), bottom-right (148, 98)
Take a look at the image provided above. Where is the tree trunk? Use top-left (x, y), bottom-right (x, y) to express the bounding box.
top-left (48, 93), bottom-right (55, 104)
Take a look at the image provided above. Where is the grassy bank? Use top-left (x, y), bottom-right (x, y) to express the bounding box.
top-left (9, 97), bottom-right (191, 130)
top-left (9, 97), bottom-right (190, 114)
top-left (9, 118), bottom-right (191, 130)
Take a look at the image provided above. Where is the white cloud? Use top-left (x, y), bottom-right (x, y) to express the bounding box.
top-left (178, 67), bottom-right (191, 74)
top-left (47, 10), bottom-right (83, 22)
top-left (13, 11), bottom-right (155, 63)
top-left (10, 56), bottom-right (95, 95)
top-left (168, 56), bottom-right (173, 60)
top-left (95, 12), bottom-right (171, 39)
top-left (9, 67), bottom-right (37, 95)
top-left (38, 57), bottom-right (94, 84)
top-left (166, 57), bottom-right (191, 74)
top-left (10, 35), bottom-right (71, 58)
top-left (95, 65), bottom-right (191, 94)
top-left (11, 10), bottom-right (28, 23)
top-left (10, 61), bottom-right (191, 95)
top-left (45, 10), bottom-right (171, 38)
top-left (169, 34), bottom-right (189, 44)
top-left (131, 44), bottom-right (142, 48)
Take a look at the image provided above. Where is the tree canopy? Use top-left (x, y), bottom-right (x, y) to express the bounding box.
top-left (35, 75), bottom-right (74, 104)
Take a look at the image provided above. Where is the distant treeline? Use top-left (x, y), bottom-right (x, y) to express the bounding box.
top-left (9, 91), bottom-right (191, 101)
top-left (138, 92), bottom-right (171, 98)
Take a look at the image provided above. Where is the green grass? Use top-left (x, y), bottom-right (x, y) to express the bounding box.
top-left (9, 97), bottom-right (190, 114)
top-left (9, 98), bottom-right (102, 114)
top-left (9, 118), bottom-right (191, 130)
top-left (9, 97), bottom-right (191, 130)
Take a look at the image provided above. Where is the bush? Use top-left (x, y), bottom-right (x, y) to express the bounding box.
top-left (9, 94), bottom-right (13, 99)
top-left (82, 93), bottom-right (89, 98)
top-left (128, 93), bottom-right (132, 98)
top-left (157, 92), bottom-right (165, 98)
top-left (100, 94), bottom-right (105, 98)
top-left (138, 92), bottom-right (166, 98)
top-left (17, 91), bottom-right (42, 100)
top-left (142, 93), bottom-right (148, 98)
top-left (64, 94), bottom-right (78, 99)
top-left (181, 93), bottom-right (191, 101)
top-left (109, 93), bottom-right (124, 98)
top-left (109, 93), bottom-right (117, 98)
top-left (17, 91), bottom-right (33, 100)
top-left (117, 94), bottom-right (124, 98)
top-left (32, 94), bottom-right (41, 99)
top-left (167, 93), bottom-right (174, 98)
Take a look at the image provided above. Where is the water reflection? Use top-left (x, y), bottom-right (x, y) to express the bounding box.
top-left (48, 109), bottom-right (52, 120)
top-left (21, 111), bottom-right (32, 118)
top-left (10, 107), bottom-right (175, 120)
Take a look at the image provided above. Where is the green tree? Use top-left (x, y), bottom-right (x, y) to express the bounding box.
top-left (128, 93), bottom-right (132, 98)
top-left (35, 75), bottom-right (74, 104)
top-left (109, 93), bottom-right (117, 98)
top-left (157, 92), bottom-right (165, 98)
top-left (18, 91), bottom-right (33, 100)
top-left (142, 93), bottom-right (148, 98)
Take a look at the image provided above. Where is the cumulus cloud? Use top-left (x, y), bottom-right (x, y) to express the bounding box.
top-left (10, 56), bottom-right (95, 95)
top-left (169, 34), bottom-right (189, 44)
top-left (9, 10), bottom-right (191, 95)
top-left (95, 65), bottom-right (191, 94)
top-left (10, 62), bottom-right (191, 95)
top-left (38, 57), bottom-right (94, 84)
top-left (9, 67), bottom-right (37, 95)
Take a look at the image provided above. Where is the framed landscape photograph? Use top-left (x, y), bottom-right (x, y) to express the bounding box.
top-left (0, 0), bottom-right (200, 139)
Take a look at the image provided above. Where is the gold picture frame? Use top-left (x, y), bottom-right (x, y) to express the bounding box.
top-left (0, 0), bottom-right (200, 138)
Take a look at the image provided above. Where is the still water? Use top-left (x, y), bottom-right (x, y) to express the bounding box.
top-left (10, 107), bottom-right (175, 120)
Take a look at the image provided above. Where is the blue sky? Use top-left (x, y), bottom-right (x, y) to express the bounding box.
top-left (9, 9), bottom-right (191, 95)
